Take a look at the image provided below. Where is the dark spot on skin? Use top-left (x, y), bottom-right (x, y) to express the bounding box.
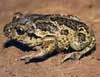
top-left (51, 17), bottom-right (79, 30)
top-left (28, 33), bottom-right (41, 39)
top-left (64, 19), bottom-right (79, 30)
top-left (51, 17), bottom-right (66, 25)
top-left (61, 29), bottom-right (69, 35)
top-left (77, 23), bottom-right (89, 34)
top-left (36, 22), bottom-right (50, 31)
top-left (79, 28), bottom-right (84, 31)
top-left (35, 22), bottom-right (58, 32)
top-left (78, 33), bottom-right (86, 41)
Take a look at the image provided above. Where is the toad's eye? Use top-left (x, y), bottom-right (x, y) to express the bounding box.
top-left (16, 27), bottom-right (25, 35)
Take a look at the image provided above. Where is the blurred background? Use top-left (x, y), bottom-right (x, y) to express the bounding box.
top-left (0, 0), bottom-right (100, 77)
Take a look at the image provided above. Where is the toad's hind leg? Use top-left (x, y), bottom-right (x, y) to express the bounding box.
top-left (61, 36), bottom-right (95, 63)
top-left (20, 36), bottom-right (57, 63)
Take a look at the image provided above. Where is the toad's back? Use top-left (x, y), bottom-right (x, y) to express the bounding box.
top-left (26, 14), bottom-right (89, 34)
top-left (28, 14), bottom-right (95, 50)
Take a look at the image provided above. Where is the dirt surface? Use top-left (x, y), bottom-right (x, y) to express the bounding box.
top-left (0, 0), bottom-right (100, 77)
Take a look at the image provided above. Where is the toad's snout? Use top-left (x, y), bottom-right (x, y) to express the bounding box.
top-left (3, 24), bottom-right (12, 38)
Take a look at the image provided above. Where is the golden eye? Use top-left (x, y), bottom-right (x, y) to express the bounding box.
top-left (16, 27), bottom-right (25, 35)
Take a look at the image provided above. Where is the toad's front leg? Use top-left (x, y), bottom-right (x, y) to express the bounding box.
top-left (20, 36), bottom-right (57, 63)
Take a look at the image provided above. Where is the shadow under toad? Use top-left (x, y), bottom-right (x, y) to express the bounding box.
top-left (4, 40), bottom-right (33, 51)
top-left (3, 40), bottom-right (59, 63)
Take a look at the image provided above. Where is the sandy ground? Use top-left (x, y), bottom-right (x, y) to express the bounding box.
top-left (0, 0), bottom-right (100, 77)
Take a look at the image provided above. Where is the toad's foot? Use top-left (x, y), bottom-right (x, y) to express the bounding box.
top-left (20, 55), bottom-right (33, 63)
top-left (20, 51), bottom-right (49, 63)
top-left (61, 52), bottom-right (81, 63)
